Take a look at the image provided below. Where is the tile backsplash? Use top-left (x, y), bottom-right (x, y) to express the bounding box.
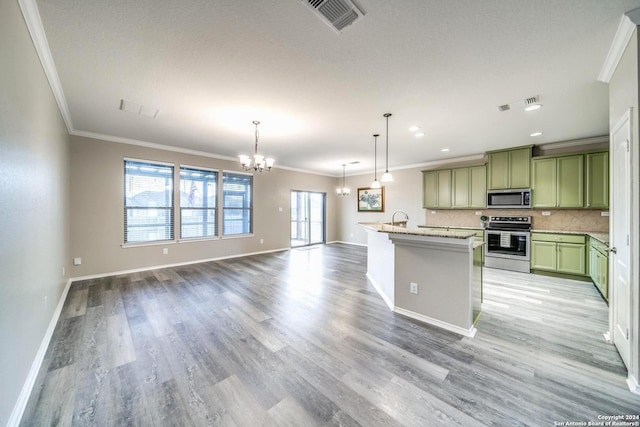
top-left (423, 209), bottom-right (609, 232)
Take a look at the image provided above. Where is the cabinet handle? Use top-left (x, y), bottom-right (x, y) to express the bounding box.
top-left (607, 247), bottom-right (617, 254)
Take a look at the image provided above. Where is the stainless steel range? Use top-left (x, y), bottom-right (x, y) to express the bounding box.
top-left (484, 216), bottom-right (531, 273)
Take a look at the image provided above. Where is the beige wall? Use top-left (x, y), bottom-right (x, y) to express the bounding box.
top-left (337, 166), bottom-right (426, 245)
top-left (608, 26), bottom-right (640, 392)
top-left (69, 135), bottom-right (339, 277)
top-left (0, 1), bottom-right (71, 424)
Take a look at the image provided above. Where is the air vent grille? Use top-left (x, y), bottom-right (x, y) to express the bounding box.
top-left (302, 0), bottom-right (365, 33)
top-left (497, 104), bottom-right (511, 112)
top-left (524, 96), bottom-right (539, 107)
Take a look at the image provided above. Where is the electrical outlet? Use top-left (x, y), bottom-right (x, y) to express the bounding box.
top-left (431, 211), bottom-right (436, 215)
top-left (601, 211), bottom-right (609, 217)
top-left (163, 248), bottom-right (168, 255)
top-left (541, 211), bottom-right (551, 216)
top-left (475, 211), bottom-right (482, 215)
top-left (260, 239), bottom-right (264, 244)
top-left (410, 282), bottom-right (418, 294)
top-left (73, 257), bottom-right (82, 266)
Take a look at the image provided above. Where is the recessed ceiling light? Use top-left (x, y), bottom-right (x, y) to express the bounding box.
top-left (441, 148), bottom-right (449, 152)
top-left (409, 126), bottom-right (420, 132)
top-left (414, 132), bottom-right (425, 138)
top-left (525, 103), bottom-right (542, 112)
top-left (530, 132), bottom-right (543, 137)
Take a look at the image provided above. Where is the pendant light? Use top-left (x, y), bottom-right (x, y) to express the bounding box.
top-left (371, 134), bottom-right (381, 189)
top-left (336, 164), bottom-right (350, 196)
top-left (380, 113), bottom-right (393, 182)
top-left (239, 120), bottom-right (274, 172)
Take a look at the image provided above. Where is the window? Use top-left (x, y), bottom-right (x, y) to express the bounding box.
top-left (222, 172), bottom-right (252, 236)
top-left (179, 166), bottom-right (218, 239)
top-left (124, 159), bottom-right (174, 243)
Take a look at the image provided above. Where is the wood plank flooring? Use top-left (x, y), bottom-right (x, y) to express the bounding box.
top-left (21, 243), bottom-right (640, 426)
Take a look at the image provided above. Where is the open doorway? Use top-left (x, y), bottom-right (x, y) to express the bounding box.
top-left (290, 190), bottom-right (325, 247)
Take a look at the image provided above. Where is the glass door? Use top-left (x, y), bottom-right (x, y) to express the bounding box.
top-left (291, 191), bottom-right (325, 247)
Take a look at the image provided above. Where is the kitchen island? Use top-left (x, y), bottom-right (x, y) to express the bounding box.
top-left (360, 222), bottom-right (483, 337)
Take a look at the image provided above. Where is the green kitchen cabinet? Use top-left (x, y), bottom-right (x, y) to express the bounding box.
top-left (589, 237), bottom-right (609, 301)
top-left (437, 170), bottom-right (452, 208)
top-left (531, 157), bottom-right (557, 208)
top-left (531, 241), bottom-right (557, 271)
top-left (452, 165), bottom-right (487, 209)
top-left (423, 171), bottom-right (438, 208)
top-left (557, 242), bottom-right (586, 275)
top-left (424, 166), bottom-right (484, 209)
top-left (452, 168), bottom-right (470, 208)
top-left (469, 165), bottom-right (487, 208)
top-left (487, 146), bottom-right (531, 190)
top-left (531, 232), bottom-right (586, 275)
top-left (557, 155), bottom-right (584, 208)
top-left (532, 155), bottom-right (584, 208)
top-left (586, 152), bottom-right (609, 209)
top-left (422, 169), bottom-right (452, 208)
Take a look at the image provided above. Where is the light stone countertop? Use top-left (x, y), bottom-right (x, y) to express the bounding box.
top-left (417, 225), bottom-right (484, 231)
top-left (359, 222), bottom-right (476, 240)
top-left (418, 225), bottom-right (609, 244)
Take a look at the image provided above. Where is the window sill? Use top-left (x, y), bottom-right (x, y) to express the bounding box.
top-left (178, 236), bottom-right (220, 244)
top-left (221, 233), bottom-right (255, 240)
top-left (121, 240), bottom-right (177, 249)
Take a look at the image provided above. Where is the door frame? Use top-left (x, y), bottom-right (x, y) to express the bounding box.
top-left (609, 107), bottom-right (639, 393)
top-left (290, 190), bottom-right (326, 247)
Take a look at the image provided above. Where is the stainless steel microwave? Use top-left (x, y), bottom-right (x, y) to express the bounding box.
top-left (487, 189), bottom-right (531, 209)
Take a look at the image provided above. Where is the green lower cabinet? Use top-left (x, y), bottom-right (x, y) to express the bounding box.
top-left (556, 243), bottom-right (586, 275)
top-left (530, 233), bottom-right (587, 276)
top-left (589, 238), bottom-right (609, 301)
top-left (531, 241), bottom-right (557, 271)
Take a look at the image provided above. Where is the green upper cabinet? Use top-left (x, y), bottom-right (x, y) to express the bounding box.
top-left (452, 168), bottom-right (470, 208)
top-left (509, 148), bottom-right (531, 189)
top-left (531, 157), bottom-right (557, 208)
top-left (487, 146), bottom-right (531, 190)
top-left (532, 154), bottom-right (584, 208)
top-left (557, 155), bottom-right (584, 208)
top-left (423, 171), bottom-right (438, 208)
top-left (586, 152), bottom-right (609, 209)
top-left (423, 165), bottom-right (485, 209)
top-left (469, 165), bottom-right (487, 208)
top-left (422, 169), bottom-right (452, 208)
top-left (437, 169), bottom-right (452, 208)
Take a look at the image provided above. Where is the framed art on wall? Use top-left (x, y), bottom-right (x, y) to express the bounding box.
top-left (357, 187), bottom-right (384, 212)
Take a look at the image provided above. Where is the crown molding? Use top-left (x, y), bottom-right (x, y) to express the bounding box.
top-left (537, 135), bottom-right (609, 150)
top-left (598, 12), bottom-right (640, 83)
top-left (18, 0), bottom-right (74, 132)
top-left (71, 130), bottom-right (336, 177)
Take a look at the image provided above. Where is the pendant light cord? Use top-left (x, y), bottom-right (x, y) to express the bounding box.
top-left (373, 134), bottom-right (379, 181)
top-left (384, 113), bottom-right (391, 172)
top-left (253, 120), bottom-right (260, 156)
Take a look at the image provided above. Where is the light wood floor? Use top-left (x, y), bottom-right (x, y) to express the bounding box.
top-left (21, 243), bottom-right (640, 426)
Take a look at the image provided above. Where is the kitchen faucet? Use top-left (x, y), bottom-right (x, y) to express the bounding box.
top-left (391, 210), bottom-right (409, 226)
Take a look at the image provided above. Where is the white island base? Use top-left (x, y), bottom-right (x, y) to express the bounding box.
top-left (362, 223), bottom-right (483, 337)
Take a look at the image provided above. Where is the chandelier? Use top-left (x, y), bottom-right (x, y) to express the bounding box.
top-left (336, 164), bottom-right (350, 196)
top-left (239, 120), bottom-right (274, 172)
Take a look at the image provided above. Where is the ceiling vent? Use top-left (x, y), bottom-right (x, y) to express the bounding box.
top-left (497, 104), bottom-right (511, 112)
top-left (302, 0), bottom-right (365, 33)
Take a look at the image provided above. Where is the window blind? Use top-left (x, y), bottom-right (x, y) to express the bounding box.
top-left (179, 166), bottom-right (218, 239)
top-left (222, 172), bottom-right (252, 236)
top-left (124, 159), bottom-right (174, 243)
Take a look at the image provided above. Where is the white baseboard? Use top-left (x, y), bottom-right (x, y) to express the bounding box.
top-left (627, 374), bottom-right (640, 394)
top-left (327, 240), bottom-right (367, 247)
top-left (393, 307), bottom-right (477, 338)
top-left (365, 272), bottom-right (394, 310)
top-left (7, 278), bottom-right (73, 427)
top-left (70, 247), bottom-right (290, 281)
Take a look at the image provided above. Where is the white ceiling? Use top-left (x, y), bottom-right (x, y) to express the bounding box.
top-left (33, 0), bottom-right (640, 176)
